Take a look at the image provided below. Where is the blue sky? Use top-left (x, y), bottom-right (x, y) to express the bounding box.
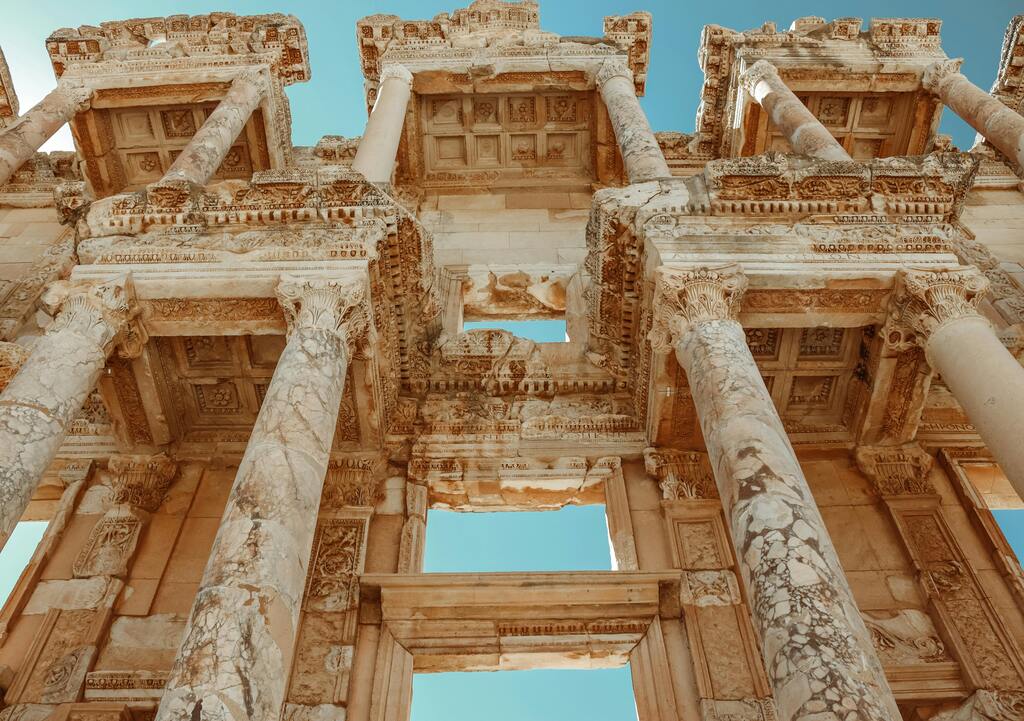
top-left (2, 2), bottom-right (1024, 718)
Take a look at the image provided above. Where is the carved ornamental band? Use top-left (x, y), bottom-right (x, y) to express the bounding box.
top-left (885, 267), bottom-right (989, 351)
top-left (276, 275), bottom-right (370, 354)
top-left (649, 264), bottom-right (748, 353)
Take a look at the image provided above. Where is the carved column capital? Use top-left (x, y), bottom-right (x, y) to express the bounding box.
top-left (276, 275), bottom-right (370, 354)
top-left (40, 274), bottom-right (147, 358)
top-left (855, 443), bottom-right (934, 496)
top-left (739, 59), bottom-right (781, 95)
top-left (0, 342), bottom-right (30, 393)
top-left (884, 266), bottom-right (990, 352)
top-left (108, 453), bottom-right (178, 512)
top-left (649, 264), bottom-right (748, 352)
top-left (379, 63), bottom-right (413, 87)
top-left (50, 81), bottom-right (93, 112)
top-left (643, 447), bottom-right (717, 499)
top-left (922, 58), bottom-right (965, 95)
top-left (596, 58), bottom-right (633, 88)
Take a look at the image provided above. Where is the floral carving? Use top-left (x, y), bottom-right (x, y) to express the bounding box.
top-left (649, 264), bottom-right (748, 353)
top-left (855, 444), bottom-right (934, 496)
top-left (644, 447), bottom-right (717, 499)
top-left (885, 267), bottom-right (990, 351)
top-left (303, 518), bottom-right (367, 612)
top-left (276, 276), bottom-right (370, 354)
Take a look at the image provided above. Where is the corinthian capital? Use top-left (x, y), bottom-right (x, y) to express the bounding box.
top-left (648, 264), bottom-right (747, 353)
top-left (921, 59), bottom-right (964, 94)
top-left (379, 64), bottom-right (413, 86)
top-left (108, 453), bottom-right (178, 512)
top-left (40, 274), bottom-right (146, 358)
top-left (855, 444), bottom-right (934, 496)
top-left (51, 82), bottom-right (93, 112)
top-left (884, 266), bottom-right (989, 351)
top-left (276, 275), bottom-right (370, 353)
top-left (596, 58), bottom-right (633, 87)
top-left (739, 59), bottom-right (781, 95)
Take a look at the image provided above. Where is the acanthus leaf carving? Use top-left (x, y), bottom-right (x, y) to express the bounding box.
top-left (649, 264), bottom-right (747, 353)
top-left (884, 267), bottom-right (989, 352)
top-left (855, 443), bottom-right (935, 496)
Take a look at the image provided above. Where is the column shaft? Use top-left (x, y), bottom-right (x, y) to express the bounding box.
top-left (925, 61), bottom-right (1024, 171)
top-left (741, 60), bottom-right (852, 162)
top-left (0, 83), bottom-right (90, 187)
top-left (155, 278), bottom-right (366, 721)
top-left (352, 65), bottom-right (413, 183)
top-left (888, 266), bottom-right (1024, 499)
top-left (158, 69), bottom-right (265, 186)
top-left (597, 60), bottom-right (670, 183)
top-left (653, 265), bottom-right (898, 721)
top-left (928, 317), bottom-right (1024, 493)
top-left (0, 279), bottom-right (133, 545)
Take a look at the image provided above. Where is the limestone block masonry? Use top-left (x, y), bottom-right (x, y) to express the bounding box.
top-left (1, 6), bottom-right (1024, 721)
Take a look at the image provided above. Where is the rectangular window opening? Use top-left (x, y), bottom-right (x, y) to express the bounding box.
top-left (411, 667), bottom-right (639, 721)
top-left (0, 520), bottom-right (48, 609)
top-left (463, 319), bottom-right (569, 343)
top-left (424, 505), bottom-right (613, 573)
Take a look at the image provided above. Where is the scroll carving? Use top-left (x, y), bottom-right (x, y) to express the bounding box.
top-left (644, 447), bottom-right (717, 499)
top-left (649, 264), bottom-right (748, 353)
top-left (885, 267), bottom-right (989, 352)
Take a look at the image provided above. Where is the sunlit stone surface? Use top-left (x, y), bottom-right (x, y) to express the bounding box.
top-left (1, 6), bottom-right (1024, 721)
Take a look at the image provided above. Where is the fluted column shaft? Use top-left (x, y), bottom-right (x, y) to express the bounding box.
top-left (0, 82), bottom-right (91, 186)
top-left (596, 59), bottom-right (670, 183)
top-left (154, 276), bottom-right (368, 721)
top-left (0, 277), bottom-right (137, 546)
top-left (924, 60), bottom-right (1024, 171)
top-left (652, 265), bottom-right (899, 721)
top-left (352, 64), bottom-right (413, 183)
top-left (887, 266), bottom-right (1024, 497)
top-left (740, 60), bottom-right (852, 162)
top-left (158, 69), bottom-right (266, 186)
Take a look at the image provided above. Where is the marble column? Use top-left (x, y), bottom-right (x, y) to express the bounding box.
top-left (157, 68), bottom-right (266, 187)
top-left (352, 64), bottom-right (413, 183)
top-left (0, 276), bottom-right (140, 546)
top-left (596, 59), bottom-right (671, 183)
top-left (887, 266), bottom-right (1024, 499)
top-left (154, 275), bottom-right (368, 721)
top-left (740, 60), bottom-right (852, 162)
top-left (0, 82), bottom-right (91, 187)
top-left (924, 59), bottom-right (1024, 172)
top-left (650, 264), bottom-right (900, 721)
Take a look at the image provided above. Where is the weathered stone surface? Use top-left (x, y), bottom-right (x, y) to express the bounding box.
top-left (2, 6), bottom-right (1024, 721)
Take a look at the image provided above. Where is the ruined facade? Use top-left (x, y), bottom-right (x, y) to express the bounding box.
top-left (1, 4), bottom-right (1024, 721)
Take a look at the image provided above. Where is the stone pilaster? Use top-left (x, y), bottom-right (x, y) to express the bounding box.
top-left (596, 58), bottom-right (670, 183)
top-left (0, 275), bottom-right (142, 545)
top-left (924, 59), bottom-right (1024, 173)
top-left (886, 267), bottom-right (1024, 499)
top-left (651, 264), bottom-right (899, 721)
top-left (739, 60), bottom-right (852, 162)
top-left (72, 454), bottom-right (177, 578)
top-left (156, 68), bottom-right (266, 187)
top-left (0, 82), bottom-right (91, 187)
top-left (154, 275), bottom-right (368, 721)
top-left (352, 64), bottom-right (413, 183)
